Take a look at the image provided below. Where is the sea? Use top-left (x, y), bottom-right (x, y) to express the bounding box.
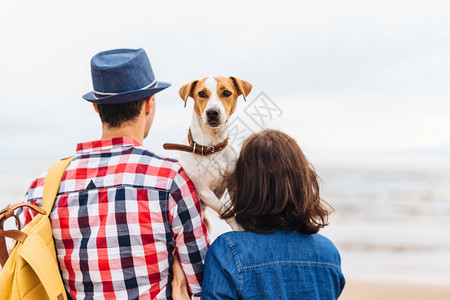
top-left (1, 159), bottom-right (449, 286)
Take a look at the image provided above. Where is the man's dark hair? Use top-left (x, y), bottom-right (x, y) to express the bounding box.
top-left (96, 97), bottom-right (148, 128)
top-left (222, 129), bottom-right (332, 234)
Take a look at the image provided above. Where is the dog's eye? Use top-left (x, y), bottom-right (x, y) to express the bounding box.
top-left (198, 91), bottom-right (207, 98)
top-left (222, 90), bottom-right (232, 97)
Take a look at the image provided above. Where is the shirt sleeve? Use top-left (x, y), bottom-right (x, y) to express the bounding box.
top-left (168, 166), bottom-right (209, 300)
top-left (201, 235), bottom-right (240, 300)
top-left (16, 176), bottom-right (46, 228)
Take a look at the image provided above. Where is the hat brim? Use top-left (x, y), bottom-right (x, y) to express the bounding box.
top-left (82, 81), bottom-right (171, 104)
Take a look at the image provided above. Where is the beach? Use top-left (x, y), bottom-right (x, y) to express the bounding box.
top-left (340, 281), bottom-right (450, 300)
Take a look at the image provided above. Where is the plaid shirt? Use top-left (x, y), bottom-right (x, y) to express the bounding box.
top-left (18, 137), bottom-right (209, 300)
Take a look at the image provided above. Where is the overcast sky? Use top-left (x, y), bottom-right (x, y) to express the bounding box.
top-left (0, 0), bottom-right (449, 168)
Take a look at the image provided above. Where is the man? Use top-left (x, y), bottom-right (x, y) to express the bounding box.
top-left (19, 48), bottom-right (209, 299)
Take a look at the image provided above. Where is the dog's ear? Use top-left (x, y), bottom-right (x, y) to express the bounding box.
top-left (179, 80), bottom-right (198, 108)
top-left (229, 77), bottom-right (252, 101)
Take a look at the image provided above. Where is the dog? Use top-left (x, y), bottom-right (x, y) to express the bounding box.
top-left (164, 76), bottom-right (252, 231)
top-left (164, 76), bottom-right (251, 300)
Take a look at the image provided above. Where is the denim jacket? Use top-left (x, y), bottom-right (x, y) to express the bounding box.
top-left (201, 230), bottom-right (345, 299)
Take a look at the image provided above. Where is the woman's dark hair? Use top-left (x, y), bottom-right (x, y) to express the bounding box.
top-left (96, 97), bottom-right (148, 128)
top-left (222, 129), bottom-right (332, 234)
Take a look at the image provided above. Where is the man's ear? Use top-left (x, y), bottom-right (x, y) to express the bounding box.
top-left (178, 80), bottom-right (198, 107)
top-left (144, 96), bottom-right (154, 115)
top-left (229, 76), bottom-right (252, 101)
top-left (93, 103), bottom-right (99, 113)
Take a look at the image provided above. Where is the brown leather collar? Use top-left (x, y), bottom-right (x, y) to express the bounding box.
top-left (163, 128), bottom-right (228, 156)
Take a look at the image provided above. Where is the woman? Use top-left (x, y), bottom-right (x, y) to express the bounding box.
top-left (201, 130), bottom-right (345, 299)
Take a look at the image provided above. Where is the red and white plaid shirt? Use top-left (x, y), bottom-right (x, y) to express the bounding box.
top-left (18, 137), bottom-right (209, 300)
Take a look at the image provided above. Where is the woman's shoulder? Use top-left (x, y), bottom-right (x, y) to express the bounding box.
top-left (209, 230), bottom-right (341, 265)
top-left (211, 230), bottom-right (272, 246)
top-left (213, 230), bottom-right (336, 245)
top-left (208, 231), bottom-right (249, 251)
top-left (207, 231), bottom-right (264, 256)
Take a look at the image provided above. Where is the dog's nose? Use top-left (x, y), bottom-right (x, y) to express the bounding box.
top-left (206, 109), bottom-right (220, 121)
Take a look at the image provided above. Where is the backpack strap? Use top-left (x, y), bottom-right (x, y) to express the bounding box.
top-left (42, 156), bottom-right (76, 215)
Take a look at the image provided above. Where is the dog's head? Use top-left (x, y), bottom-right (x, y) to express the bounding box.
top-left (179, 76), bottom-right (252, 128)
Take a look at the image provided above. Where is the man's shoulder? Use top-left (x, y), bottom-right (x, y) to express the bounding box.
top-left (131, 146), bottom-right (187, 183)
top-left (132, 146), bottom-right (181, 170)
top-left (132, 145), bottom-right (174, 160)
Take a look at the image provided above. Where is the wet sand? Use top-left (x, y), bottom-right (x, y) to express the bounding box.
top-left (340, 280), bottom-right (450, 300)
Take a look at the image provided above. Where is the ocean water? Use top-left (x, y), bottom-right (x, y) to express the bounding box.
top-left (1, 160), bottom-right (449, 285)
top-left (318, 167), bottom-right (450, 285)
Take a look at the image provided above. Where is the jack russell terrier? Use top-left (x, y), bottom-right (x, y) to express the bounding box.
top-left (164, 76), bottom-right (252, 231)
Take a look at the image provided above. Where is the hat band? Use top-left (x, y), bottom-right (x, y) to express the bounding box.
top-left (93, 79), bottom-right (157, 97)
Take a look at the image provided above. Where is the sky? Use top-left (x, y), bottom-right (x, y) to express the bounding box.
top-left (0, 0), bottom-right (449, 168)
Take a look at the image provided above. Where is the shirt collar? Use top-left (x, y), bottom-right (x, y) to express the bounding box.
top-left (76, 137), bottom-right (142, 154)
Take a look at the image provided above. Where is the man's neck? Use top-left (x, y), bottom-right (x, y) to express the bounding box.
top-left (101, 124), bottom-right (144, 145)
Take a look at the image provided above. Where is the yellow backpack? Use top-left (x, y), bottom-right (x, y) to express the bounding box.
top-left (0, 157), bottom-right (75, 300)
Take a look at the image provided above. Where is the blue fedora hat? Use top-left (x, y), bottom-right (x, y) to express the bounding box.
top-left (83, 48), bottom-right (170, 104)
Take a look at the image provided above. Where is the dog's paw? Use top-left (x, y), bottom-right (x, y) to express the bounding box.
top-left (197, 189), bottom-right (224, 213)
top-left (226, 216), bottom-right (244, 231)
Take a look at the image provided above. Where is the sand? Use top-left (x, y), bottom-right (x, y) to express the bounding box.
top-left (340, 280), bottom-right (450, 300)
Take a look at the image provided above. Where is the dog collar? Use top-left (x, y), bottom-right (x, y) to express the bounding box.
top-left (163, 128), bottom-right (228, 156)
